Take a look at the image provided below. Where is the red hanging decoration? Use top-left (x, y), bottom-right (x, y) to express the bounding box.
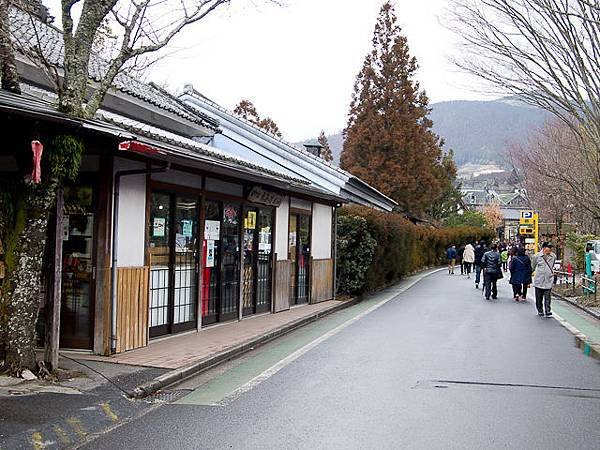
top-left (31, 140), bottom-right (44, 184)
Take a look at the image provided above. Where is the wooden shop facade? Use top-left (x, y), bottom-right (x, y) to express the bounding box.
top-left (0, 7), bottom-right (396, 355)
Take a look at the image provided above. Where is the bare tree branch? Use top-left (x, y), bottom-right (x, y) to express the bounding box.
top-left (448, 0), bottom-right (600, 148)
top-left (508, 120), bottom-right (600, 233)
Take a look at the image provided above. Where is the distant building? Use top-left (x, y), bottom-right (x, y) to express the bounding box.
top-left (460, 173), bottom-right (531, 240)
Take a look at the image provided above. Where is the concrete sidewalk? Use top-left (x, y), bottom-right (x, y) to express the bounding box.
top-left (67, 267), bottom-right (445, 398)
top-left (69, 300), bottom-right (349, 370)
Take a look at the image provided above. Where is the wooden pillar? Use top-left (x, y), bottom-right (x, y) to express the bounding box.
top-left (94, 153), bottom-right (114, 355)
top-left (45, 186), bottom-right (63, 371)
top-left (197, 194), bottom-right (206, 331)
top-left (332, 206), bottom-right (337, 300)
top-left (238, 203), bottom-right (245, 321)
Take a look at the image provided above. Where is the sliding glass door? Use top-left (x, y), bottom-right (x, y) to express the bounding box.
top-left (242, 207), bottom-right (273, 316)
top-left (149, 192), bottom-right (199, 337)
top-left (289, 213), bottom-right (311, 305)
top-left (201, 200), bottom-right (241, 324)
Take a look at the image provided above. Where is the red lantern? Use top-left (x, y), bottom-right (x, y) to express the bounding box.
top-left (31, 140), bottom-right (43, 184)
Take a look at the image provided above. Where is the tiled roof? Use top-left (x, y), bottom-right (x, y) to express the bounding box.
top-left (181, 86), bottom-right (397, 207)
top-left (461, 189), bottom-right (496, 205)
top-left (498, 192), bottom-right (520, 205)
top-left (8, 7), bottom-right (218, 130)
top-left (97, 110), bottom-right (309, 185)
top-left (181, 86), bottom-right (350, 176)
top-left (8, 84), bottom-right (311, 187)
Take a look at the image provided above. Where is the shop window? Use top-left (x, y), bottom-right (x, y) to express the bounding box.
top-left (201, 200), bottom-right (240, 324)
top-left (148, 191), bottom-right (199, 337)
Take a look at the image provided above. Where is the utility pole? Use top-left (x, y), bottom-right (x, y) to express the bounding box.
top-left (45, 187), bottom-right (63, 371)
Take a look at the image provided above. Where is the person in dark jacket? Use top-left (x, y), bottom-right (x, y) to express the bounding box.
top-left (509, 246), bottom-right (533, 301)
top-left (446, 245), bottom-right (457, 274)
top-left (473, 241), bottom-right (487, 289)
top-left (457, 245), bottom-right (465, 275)
top-left (481, 243), bottom-right (503, 300)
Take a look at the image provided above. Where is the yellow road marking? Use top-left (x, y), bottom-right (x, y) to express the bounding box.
top-left (53, 426), bottom-right (71, 445)
top-left (31, 432), bottom-right (44, 450)
top-left (100, 402), bottom-right (119, 423)
top-left (66, 417), bottom-right (87, 438)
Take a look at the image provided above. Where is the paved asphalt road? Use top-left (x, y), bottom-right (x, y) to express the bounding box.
top-left (82, 270), bottom-right (600, 450)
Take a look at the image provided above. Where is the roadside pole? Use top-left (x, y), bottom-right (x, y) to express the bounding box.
top-left (518, 210), bottom-right (538, 253)
top-left (534, 212), bottom-right (539, 252)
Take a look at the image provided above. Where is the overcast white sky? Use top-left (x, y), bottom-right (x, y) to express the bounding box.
top-left (46, 0), bottom-right (490, 141)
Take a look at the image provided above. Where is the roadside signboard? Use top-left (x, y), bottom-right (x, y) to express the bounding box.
top-left (519, 226), bottom-right (534, 235)
top-left (521, 211), bottom-right (533, 219)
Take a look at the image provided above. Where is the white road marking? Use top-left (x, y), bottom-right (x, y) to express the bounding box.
top-left (553, 311), bottom-right (589, 342)
top-left (217, 268), bottom-right (444, 406)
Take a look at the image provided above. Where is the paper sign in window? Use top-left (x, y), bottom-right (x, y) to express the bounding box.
top-left (153, 217), bottom-right (166, 237)
top-left (204, 220), bottom-right (220, 240)
top-left (206, 240), bottom-right (215, 268)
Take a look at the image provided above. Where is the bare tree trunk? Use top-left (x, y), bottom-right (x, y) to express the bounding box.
top-left (0, 0), bottom-right (21, 93)
top-left (59, 0), bottom-right (117, 116)
top-left (3, 180), bottom-right (56, 373)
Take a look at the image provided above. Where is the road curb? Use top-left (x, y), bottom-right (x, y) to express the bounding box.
top-left (130, 298), bottom-right (361, 398)
top-left (130, 267), bottom-right (442, 399)
top-left (553, 312), bottom-right (600, 362)
top-left (553, 292), bottom-right (600, 320)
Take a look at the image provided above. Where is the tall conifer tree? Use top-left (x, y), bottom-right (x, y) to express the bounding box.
top-left (340, 2), bottom-right (453, 215)
top-left (317, 130), bottom-right (333, 162)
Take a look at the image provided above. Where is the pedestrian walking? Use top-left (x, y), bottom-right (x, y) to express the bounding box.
top-left (501, 247), bottom-right (509, 272)
top-left (532, 242), bottom-right (557, 317)
top-left (482, 243), bottom-right (503, 300)
top-left (474, 241), bottom-right (487, 289)
top-left (509, 246), bottom-right (532, 302)
top-left (463, 243), bottom-right (475, 278)
top-left (446, 245), bottom-right (457, 275)
top-left (457, 245), bottom-right (465, 275)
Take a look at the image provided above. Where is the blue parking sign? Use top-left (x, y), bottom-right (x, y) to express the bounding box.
top-left (521, 211), bottom-right (533, 219)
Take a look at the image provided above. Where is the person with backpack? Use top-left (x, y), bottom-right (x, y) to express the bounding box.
top-left (481, 243), bottom-right (503, 300)
top-left (446, 245), bottom-right (458, 275)
top-left (509, 246), bottom-right (532, 301)
top-left (532, 242), bottom-right (557, 317)
top-left (473, 241), bottom-right (487, 289)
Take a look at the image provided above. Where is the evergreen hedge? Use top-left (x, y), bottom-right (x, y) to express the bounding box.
top-left (337, 206), bottom-right (495, 295)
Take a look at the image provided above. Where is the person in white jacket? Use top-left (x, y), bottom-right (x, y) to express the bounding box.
top-left (463, 243), bottom-right (475, 278)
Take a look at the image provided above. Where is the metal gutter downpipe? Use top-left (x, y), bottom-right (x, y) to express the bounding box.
top-left (333, 205), bottom-right (339, 300)
top-left (111, 165), bottom-right (168, 353)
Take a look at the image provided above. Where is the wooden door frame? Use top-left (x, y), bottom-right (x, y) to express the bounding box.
top-left (60, 174), bottom-right (99, 349)
top-left (148, 188), bottom-right (200, 338)
top-left (242, 205), bottom-right (258, 317)
top-left (254, 206), bottom-right (274, 314)
top-left (219, 200), bottom-right (241, 323)
top-left (288, 209), bottom-right (312, 306)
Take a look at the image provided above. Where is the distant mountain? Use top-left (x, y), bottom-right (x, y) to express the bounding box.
top-left (297, 99), bottom-right (549, 167)
top-left (428, 99), bottom-right (549, 165)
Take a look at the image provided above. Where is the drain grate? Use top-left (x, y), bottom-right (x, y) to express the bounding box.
top-left (145, 389), bottom-right (190, 403)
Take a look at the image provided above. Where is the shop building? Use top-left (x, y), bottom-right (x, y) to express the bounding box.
top-left (0, 7), bottom-right (395, 356)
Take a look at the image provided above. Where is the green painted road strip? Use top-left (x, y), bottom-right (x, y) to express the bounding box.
top-left (553, 302), bottom-right (600, 345)
top-left (176, 270), bottom-right (442, 406)
top-left (175, 296), bottom-right (382, 406)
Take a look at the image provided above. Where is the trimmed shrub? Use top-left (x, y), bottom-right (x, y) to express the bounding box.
top-left (337, 206), bottom-right (495, 295)
top-left (336, 215), bottom-right (377, 294)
